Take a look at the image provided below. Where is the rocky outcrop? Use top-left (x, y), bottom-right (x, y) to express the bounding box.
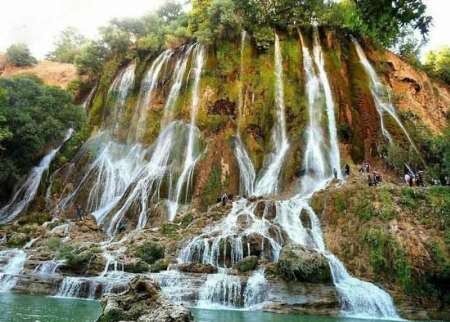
top-left (176, 262), bottom-right (218, 274)
top-left (277, 245), bottom-right (332, 283)
top-left (97, 276), bottom-right (192, 322)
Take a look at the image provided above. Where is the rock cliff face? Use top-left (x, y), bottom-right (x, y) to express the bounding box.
top-left (0, 26), bottom-right (449, 321)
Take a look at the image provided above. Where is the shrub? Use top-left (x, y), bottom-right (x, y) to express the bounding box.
top-left (6, 43), bottom-right (37, 67)
top-left (134, 241), bottom-right (164, 265)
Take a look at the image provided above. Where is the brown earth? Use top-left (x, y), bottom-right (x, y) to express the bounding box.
top-left (0, 53), bottom-right (78, 89)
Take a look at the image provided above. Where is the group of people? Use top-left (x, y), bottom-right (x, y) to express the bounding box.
top-left (404, 166), bottom-right (424, 187)
top-left (358, 161), bottom-right (383, 186)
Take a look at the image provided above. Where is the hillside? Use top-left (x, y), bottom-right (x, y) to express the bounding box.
top-left (0, 53), bottom-right (78, 89)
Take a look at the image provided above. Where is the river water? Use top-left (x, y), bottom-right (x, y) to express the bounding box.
top-left (0, 294), bottom-right (434, 322)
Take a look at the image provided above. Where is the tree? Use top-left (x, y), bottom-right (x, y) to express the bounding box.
top-left (6, 43), bottom-right (37, 67)
top-left (158, 1), bottom-right (183, 22)
top-left (424, 46), bottom-right (450, 84)
top-left (75, 40), bottom-right (108, 76)
top-left (353, 0), bottom-right (432, 47)
top-left (47, 27), bottom-right (87, 63)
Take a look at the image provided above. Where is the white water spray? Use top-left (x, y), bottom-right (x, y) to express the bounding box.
top-left (254, 34), bottom-right (290, 196)
top-left (167, 45), bottom-right (205, 221)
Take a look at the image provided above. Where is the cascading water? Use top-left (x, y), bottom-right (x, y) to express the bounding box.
top-left (33, 260), bottom-right (63, 276)
top-left (271, 30), bottom-right (399, 319)
top-left (234, 31), bottom-right (256, 197)
top-left (0, 249), bottom-right (27, 292)
top-left (105, 63), bottom-right (136, 135)
top-left (254, 34), bottom-right (290, 196)
top-left (128, 50), bottom-right (172, 143)
top-left (312, 27), bottom-right (342, 179)
top-left (353, 38), bottom-right (419, 155)
top-left (0, 129), bottom-right (74, 224)
top-left (167, 44), bottom-right (205, 221)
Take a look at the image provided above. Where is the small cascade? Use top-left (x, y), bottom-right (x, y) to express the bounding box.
top-left (233, 136), bottom-right (256, 197)
top-left (0, 249), bottom-right (27, 292)
top-left (57, 275), bottom-right (129, 299)
top-left (243, 269), bottom-right (268, 308)
top-left (312, 27), bottom-right (342, 179)
top-left (104, 63), bottom-right (136, 134)
top-left (197, 272), bottom-right (243, 308)
top-left (254, 34), bottom-right (290, 196)
top-left (167, 44), bottom-right (205, 221)
top-left (33, 260), bottom-right (63, 276)
top-left (0, 129), bottom-right (74, 224)
top-left (326, 254), bottom-right (399, 318)
top-left (179, 199), bottom-right (283, 268)
top-left (82, 85), bottom-right (96, 110)
top-left (353, 38), bottom-right (419, 154)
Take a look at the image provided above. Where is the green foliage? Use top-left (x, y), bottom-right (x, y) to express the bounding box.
top-left (47, 27), bottom-right (87, 63)
top-left (354, 0), bottom-right (432, 48)
top-left (47, 237), bottom-right (62, 251)
top-left (0, 76), bottom-right (85, 202)
top-left (6, 43), bottom-right (37, 67)
top-left (134, 241), bottom-right (165, 265)
top-left (57, 245), bottom-right (96, 270)
top-left (7, 232), bottom-right (29, 247)
top-left (201, 165), bottom-right (222, 208)
top-left (75, 40), bottom-right (108, 76)
top-left (424, 46), bottom-right (450, 84)
top-left (363, 227), bottom-right (413, 291)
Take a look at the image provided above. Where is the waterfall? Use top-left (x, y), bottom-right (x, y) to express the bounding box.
top-left (167, 44), bottom-right (205, 221)
top-left (104, 63), bottom-right (136, 134)
top-left (234, 136), bottom-right (256, 197)
top-left (128, 50), bottom-right (172, 142)
top-left (269, 30), bottom-right (399, 319)
top-left (353, 38), bottom-right (419, 154)
top-left (300, 32), bottom-right (329, 187)
top-left (243, 269), bottom-right (268, 308)
top-left (234, 31), bottom-right (256, 197)
top-left (254, 34), bottom-right (290, 196)
top-left (0, 129), bottom-right (74, 224)
top-left (82, 85), bottom-right (96, 110)
top-left (312, 27), bottom-right (342, 179)
top-left (197, 272), bottom-right (243, 308)
top-left (0, 249), bottom-right (27, 292)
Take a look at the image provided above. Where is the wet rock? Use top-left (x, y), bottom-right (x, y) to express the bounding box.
top-left (177, 262), bottom-right (218, 274)
top-left (149, 258), bottom-right (170, 273)
top-left (254, 200), bottom-right (277, 220)
top-left (97, 276), bottom-right (192, 322)
top-left (234, 256), bottom-right (258, 273)
top-left (277, 245), bottom-right (331, 283)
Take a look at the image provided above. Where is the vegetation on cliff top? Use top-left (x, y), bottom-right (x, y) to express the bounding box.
top-left (0, 75), bottom-right (85, 202)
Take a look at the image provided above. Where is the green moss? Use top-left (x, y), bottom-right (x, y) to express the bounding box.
top-left (201, 164), bottom-right (222, 209)
top-left (160, 223), bottom-right (180, 239)
top-left (57, 245), bottom-right (96, 271)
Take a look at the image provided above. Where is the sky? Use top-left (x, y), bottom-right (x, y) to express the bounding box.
top-left (0, 0), bottom-right (448, 59)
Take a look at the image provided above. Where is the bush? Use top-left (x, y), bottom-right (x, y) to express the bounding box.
top-left (134, 241), bottom-right (164, 265)
top-left (6, 43), bottom-right (37, 67)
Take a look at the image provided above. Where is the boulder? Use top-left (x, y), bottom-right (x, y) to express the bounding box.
top-left (234, 256), bottom-right (258, 273)
top-left (97, 276), bottom-right (192, 322)
top-left (177, 262), bottom-right (218, 274)
top-left (277, 245), bottom-right (332, 283)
